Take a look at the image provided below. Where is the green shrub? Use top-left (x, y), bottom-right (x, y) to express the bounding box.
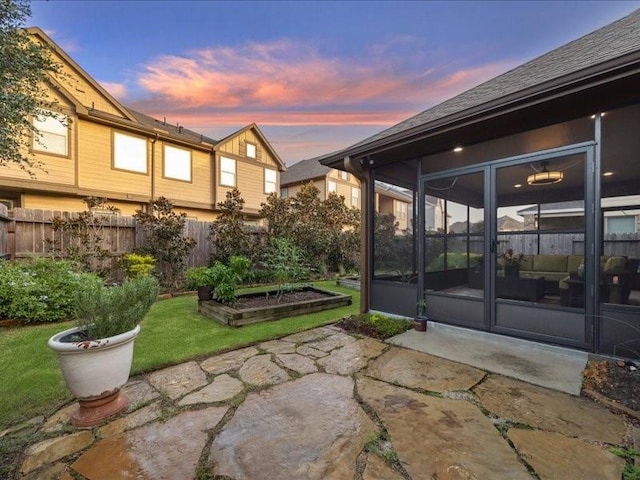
top-left (207, 255), bottom-right (253, 305)
top-left (122, 253), bottom-right (155, 278)
top-left (261, 238), bottom-right (310, 302)
top-left (75, 275), bottom-right (160, 340)
top-left (337, 313), bottom-right (412, 340)
top-left (0, 258), bottom-right (100, 323)
top-left (185, 266), bottom-right (214, 289)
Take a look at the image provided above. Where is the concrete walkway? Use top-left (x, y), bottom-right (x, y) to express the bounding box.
top-left (11, 326), bottom-right (632, 479)
top-left (388, 321), bottom-right (589, 395)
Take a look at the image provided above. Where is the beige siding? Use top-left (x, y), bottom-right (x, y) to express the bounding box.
top-left (217, 129), bottom-right (280, 169)
top-left (53, 57), bottom-right (126, 118)
top-left (77, 122), bottom-right (152, 197)
top-left (217, 157), bottom-right (279, 213)
top-left (154, 142), bottom-right (213, 206)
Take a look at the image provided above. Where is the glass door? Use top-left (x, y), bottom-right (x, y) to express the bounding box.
top-left (490, 149), bottom-right (593, 348)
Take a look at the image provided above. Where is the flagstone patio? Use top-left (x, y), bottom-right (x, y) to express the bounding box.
top-left (10, 325), bottom-right (635, 479)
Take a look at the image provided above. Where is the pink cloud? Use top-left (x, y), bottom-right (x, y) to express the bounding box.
top-left (100, 81), bottom-right (128, 100)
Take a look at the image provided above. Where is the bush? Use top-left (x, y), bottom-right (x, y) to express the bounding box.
top-left (185, 266), bottom-right (214, 289)
top-left (336, 313), bottom-right (412, 340)
top-left (261, 237), bottom-right (310, 302)
top-left (75, 275), bottom-right (160, 340)
top-left (122, 253), bottom-right (155, 278)
top-left (208, 256), bottom-right (253, 305)
top-left (0, 258), bottom-right (100, 323)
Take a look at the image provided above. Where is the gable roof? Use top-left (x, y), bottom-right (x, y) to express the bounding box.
top-left (280, 157), bottom-right (331, 185)
top-left (215, 123), bottom-right (286, 171)
top-left (322, 9), bottom-right (640, 165)
top-left (127, 109), bottom-right (217, 146)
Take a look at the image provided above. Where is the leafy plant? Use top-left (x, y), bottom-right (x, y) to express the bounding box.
top-left (416, 299), bottom-right (427, 317)
top-left (209, 188), bottom-right (259, 263)
top-left (133, 197), bottom-right (197, 289)
top-left (261, 237), bottom-right (309, 302)
top-left (185, 266), bottom-right (214, 289)
top-left (46, 197), bottom-right (121, 277)
top-left (122, 253), bottom-right (155, 278)
top-left (208, 255), bottom-right (253, 305)
top-left (0, 258), bottom-right (99, 323)
top-left (337, 313), bottom-right (412, 339)
top-left (74, 275), bottom-right (160, 340)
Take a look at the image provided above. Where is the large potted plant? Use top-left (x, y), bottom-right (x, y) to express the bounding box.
top-left (185, 266), bottom-right (214, 301)
top-left (48, 275), bottom-right (159, 427)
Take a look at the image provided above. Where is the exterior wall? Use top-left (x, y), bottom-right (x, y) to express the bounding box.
top-left (217, 129), bottom-right (279, 168)
top-left (326, 169), bottom-right (361, 207)
top-left (282, 179), bottom-right (325, 200)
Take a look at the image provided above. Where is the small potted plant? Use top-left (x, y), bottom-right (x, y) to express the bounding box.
top-left (414, 298), bottom-right (428, 331)
top-left (47, 275), bottom-right (159, 427)
top-left (185, 266), bottom-right (214, 301)
top-left (500, 249), bottom-right (524, 278)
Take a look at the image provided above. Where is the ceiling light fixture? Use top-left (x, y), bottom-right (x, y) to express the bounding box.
top-left (453, 147), bottom-right (463, 153)
top-left (514, 184), bottom-right (522, 188)
top-left (603, 171), bottom-right (614, 177)
top-left (526, 161), bottom-right (563, 186)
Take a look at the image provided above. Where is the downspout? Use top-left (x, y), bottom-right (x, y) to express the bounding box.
top-left (150, 133), bottom-right (159, 204)
top-left (344, 156), bottom-right (371, 314)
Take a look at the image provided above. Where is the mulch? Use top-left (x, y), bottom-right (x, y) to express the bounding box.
top-left (235, 290), bottom-right (329, 309)
top-left (582, 359), bottom-right (640, 417)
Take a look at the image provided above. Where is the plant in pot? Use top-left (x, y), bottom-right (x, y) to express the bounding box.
top-left (185, 266), bottom-right (214, 301)
top-left (47, 275), bottom-right (159, 427)
top-left (414, 298), bottom-right (428, 332)
top-left (500, 249), bottom-right (524, 278)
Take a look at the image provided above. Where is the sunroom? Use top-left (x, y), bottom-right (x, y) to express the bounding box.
top-left (321, 11), bottom-right (640, 360)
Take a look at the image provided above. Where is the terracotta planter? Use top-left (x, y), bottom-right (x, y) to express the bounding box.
top-left (48, 324), bottom-right (140, 427)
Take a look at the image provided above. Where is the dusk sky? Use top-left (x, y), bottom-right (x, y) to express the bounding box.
top-left (28, 1), bottom-right (640, 165)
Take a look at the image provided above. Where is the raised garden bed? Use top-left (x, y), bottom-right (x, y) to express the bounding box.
top-left (198, 286), bottom-right (352, 326)
top-left (336, 276), bottom-right (360, 290)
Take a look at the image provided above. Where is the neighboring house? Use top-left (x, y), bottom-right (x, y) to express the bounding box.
top-left (280, 157), bottom-right (414, 231)
top-left (0, 28), bottom-right (285, 221)
top-left (319, 10), bottom-right (640, 360)
top-left (518, 199), bottom-right (640, 233)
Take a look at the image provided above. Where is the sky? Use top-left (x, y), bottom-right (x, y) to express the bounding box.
top-left (28, 0), bottom-right (640, 166)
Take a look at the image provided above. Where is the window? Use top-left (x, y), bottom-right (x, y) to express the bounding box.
top-left (397, 202), bottom-right (407, 220)
top-left (163, 145), bottom-right (191, 181)
top-left (328, 180), bottom-right (337, 193)
top-left (340, 171), bottom-right (349, 181)
top-left (606, 215), bottom-right (637, 234)
top-left (246, 142), bottom-right (257, 159)
top-left (113, 132), bottom-right (147, 173)
top-left (351, 187), bottom-right (360, 207)
top-left (33, 111), bottom-right (68, 156)
top-left (265, 169), bottom-right (277, 194)
top-left (220, 156), bottom-right (236, 186)
top-left (280, 187), bottom-right (289, 198)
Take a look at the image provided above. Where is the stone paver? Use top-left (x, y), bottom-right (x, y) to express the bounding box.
top-left (238, 354), bottom-right (290, 386)
top-left (72, 406), bottom-right (228, 480)
top-left (357, 376), bottom-right (531, 479)
top-left (296, 344), bottom-right (330, 358)
top-left (475, 375), bottom-right (626, 444)
top-left (178, 374), bottom-right (244, 406)
top-left (10, 326), bottom-right (636, 480)
top-left (367, 347), bottom-right (486, 392)
top-left (21, 431), bottom-right (94, 475)
top-left (210, 373), bottom-right (376, 480)
top-left (199, 346), bottom-right (259, 374)
top-left (259, 339), bottom-right (297, 354)
top-left (122, 379), bottom-right (160, 410)
top-left (362, 455), bottom-right (404, 480)
top-left (310, 331), bottom-right (357, 352)
top-left (98, 401), bottom-right (162, 438)
top-left (276, 353), bottom-right (318, 375)
top-left (508, 429), bottom-right (626, 480)
top-left (147, 361), bottom-right (208, 400)
top-left (318, 337), bottom-right (386, 375)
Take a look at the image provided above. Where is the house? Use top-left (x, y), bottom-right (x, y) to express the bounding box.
top-left (319, 10), bottom-right (640, 360)
top-left (0, 28), bottom-right (285, 221)
top-left (280, 157), bottom-right (414, 232)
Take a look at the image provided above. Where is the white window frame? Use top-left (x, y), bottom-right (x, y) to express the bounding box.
top-left (113, 132), bottom-right (147, 173)
top-left (605, 215), bottom-right (637, 234)
top-left (328, 180), bottom-right (337, 193)
top-left (246, 142), bottom-right (257, 159)
top-left (163, 144), bottom-right (192, 182)
top-left (340, 171), bottom-right (349, 181)
top-left (351, 187), bottom-right (360, 207)
top-left (397, 202), bottom-right (407, 220)
top-left (32, 111), bottom-right (68, 156)
top-left (220, 156), bottom-right (236, 187)
top-left (264, 168), bottom-right (277, 194)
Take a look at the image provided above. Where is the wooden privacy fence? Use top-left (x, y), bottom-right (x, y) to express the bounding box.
top-left (3, 208), bottom-right (219, 269)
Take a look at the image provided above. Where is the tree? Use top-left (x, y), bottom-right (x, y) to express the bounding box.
top-left (133, 197), bottom-right (196, 289)
top-left (1, 0), bottom-right (66, 175)
top-left (209, 188), bottom-right (257, 263)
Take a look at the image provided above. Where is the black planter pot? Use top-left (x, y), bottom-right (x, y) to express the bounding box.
top-left (197, 286), bottom-right (213, 302)
top-left (413, 316), bottom-right (428, 332)
top-left (504, 265), bottom-right (520, 278)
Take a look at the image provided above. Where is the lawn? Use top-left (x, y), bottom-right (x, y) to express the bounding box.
top-left (0, 281), bottom-right (358, 429)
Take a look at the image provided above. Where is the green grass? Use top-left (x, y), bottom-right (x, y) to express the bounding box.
top-left (0, 281), bottom-right (358, 429)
